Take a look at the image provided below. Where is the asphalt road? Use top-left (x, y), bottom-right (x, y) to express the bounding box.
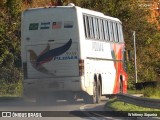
top-left (0, 97), bottom-right (112, 120)
top-left (0, 97), bottom-right (158, 120)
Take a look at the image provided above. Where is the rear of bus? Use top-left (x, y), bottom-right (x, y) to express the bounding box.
top-left (21, 6), bottom-right (83, 100)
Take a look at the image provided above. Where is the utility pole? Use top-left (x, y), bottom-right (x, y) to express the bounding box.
top-left (133, 31), bottom-right (138, 83)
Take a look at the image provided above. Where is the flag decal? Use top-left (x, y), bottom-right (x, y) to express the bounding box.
top-left (29, 23), bottom-right (39, 30)
top-left (52, 22), bottom-right (62, 29)
top-left (40, 22), bottom-right (50, 29)
top-left (64, 21), bottom-right (74, 28)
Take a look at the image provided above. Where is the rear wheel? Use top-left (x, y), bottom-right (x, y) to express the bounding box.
top-left (84, 81), bottom-right (101, 104)
top-left (92, 81), bottom-right (97, 104)
top-left (84, 81), bottom-right (96, 104)
top-left (96, 81), bottom-right (101, 103)
top-left (120, 80), bottom-right (123, 93)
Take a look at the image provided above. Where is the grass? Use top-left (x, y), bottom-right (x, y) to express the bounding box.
top-left (110, 86), bottom-right (160, 113)
top-left (128, 87), bottom-right (160, 99)
top-left (105, 98), bottom-right (160, 111)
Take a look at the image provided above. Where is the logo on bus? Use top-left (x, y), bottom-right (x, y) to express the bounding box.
top-left (28, 39), bottom-right (74, 75)
top-left (54, 51), bottom-right (78, 60)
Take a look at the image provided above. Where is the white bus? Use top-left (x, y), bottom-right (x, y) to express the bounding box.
top-left (21, 3), bottom-right (127, 104)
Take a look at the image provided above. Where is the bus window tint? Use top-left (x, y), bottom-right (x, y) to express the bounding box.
top-left (83, 15), bottom-right (90, 38)
top-left (86, 16), bottom-right (90, 38)
top-left (83, 14), bottom-right (124, 43)
top-left (83, 15), bottom-right (87, 38)
top-left (113, 22), bottom-right (118, 42)
top-left (88, 17), bottom-right (94, 38)
top-left (105, 20), bottom-right (110, 41)
top-left (95, 18), bottom-right (100, 39)
top-left (99, 19), bottom-right (105, 40)
top-left (92, 18), bottom-right (97, 39)
top-left (115, 23), bottom-right (119, 42)
top-left (91, 17), bottom-right (95, 39)
top-left (118, 23), bottom-right (124, 42)
top-left (102, 20), bottom-right (106, 40)
top-left (108, 21), bottom-right (114, 42)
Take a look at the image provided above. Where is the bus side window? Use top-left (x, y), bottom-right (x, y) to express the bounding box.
top-left (93, 17), bottom-right (97, 39)
top-left (97, 18), bottom-right (101, 40)
top-left (108, 21), bottom-right (114, 42)
top-left (117, 23), bottom-right (121, 42)
top-left (103, 20), bottom-right (106, 41)
top-left (115, 23), bottom-right (120, 42)
top-left (118, 23), bottom-right (124, 42)
top-left (88, 16), bottom-right (94, 39)
top-left (113, 22), bottom-right (118, 42)
top-left (83, 15), bottom-right (89, 38)
top-left (91, 17), bottom-right (95, 39)
top-left (121, 25), bottom-right (124, 42)
top-left (104, 20), bottom-right (110, 41)
top-left (102, 20), bottom-right (106, 41)
top-left (99, 19), bottom-right (102, 40)
top-left (83, 15), bottom-right (87, 38)
top-left (98, 19), bottom-right (101, 40)
top-left (86, 16), bottom-right (91, 38)
top-left (95, 18), bottom-right (100, 40)
top-left (100, 19), bottom-right (105, 40)
top-left (83, 15), bottom-right (90, 38)
top-left (97, 19), bottom-right (101, 40)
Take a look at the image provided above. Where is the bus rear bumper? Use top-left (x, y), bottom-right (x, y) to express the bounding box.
top-left (23, 77), bottom-right (85, 98)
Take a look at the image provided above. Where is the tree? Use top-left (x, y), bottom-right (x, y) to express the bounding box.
top-left (0, 0), bottom-right (22, 83)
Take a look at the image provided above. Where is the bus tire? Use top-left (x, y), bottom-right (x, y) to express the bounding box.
top-left (84, 81), bottom-right (97, 104)
top-left (120, 79), bottom-right (123, 93)
top-left (93, 80), bottom-right (97, 104)
top-left (96, 80), bottom-right (101, 103)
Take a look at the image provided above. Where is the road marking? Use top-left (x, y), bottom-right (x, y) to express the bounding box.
top-left (80, 104), bottom-right (125, 120)
top-left (80, 104), bottom-right (98, 120)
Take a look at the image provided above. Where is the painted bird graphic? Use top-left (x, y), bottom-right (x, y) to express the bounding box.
top-left (28, 44), bottom-right (53, 75)
top-left (28, 39), bottom-right (72, 75)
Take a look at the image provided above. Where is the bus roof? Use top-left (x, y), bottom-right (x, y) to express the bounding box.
top-left (24, 3), bottom-right (121, 23)
top-left (79, 7), bottom-right (121, 23)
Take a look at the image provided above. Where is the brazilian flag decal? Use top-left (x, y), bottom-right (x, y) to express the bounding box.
top-left (29, 23), bottom-right (39, 30)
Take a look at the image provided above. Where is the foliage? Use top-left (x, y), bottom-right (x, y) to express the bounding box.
top-left (143, 86), bottom-right (160, 98)
top-left (142, 82), bottom-right (160, 98)
top-left (0, 67), bottom-right (22, 84)
top-left (0, 0), bottom-right (159, 95)
top-left (105, 98), bottom-right (160, 111)
top-left (0, 0), bottom-right (21, 68)
top-left (0, 80), bottom-right (23, 96)
top-left (0, 0), bottom-right (22, 95)
top-left (128, 82), bottom-right (160, 99)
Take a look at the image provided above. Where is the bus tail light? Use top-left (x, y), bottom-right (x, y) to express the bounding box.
top-left (79, 59), bottom-right (84, 76)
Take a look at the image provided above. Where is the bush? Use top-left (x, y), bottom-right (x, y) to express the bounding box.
top-left (0, 80), bottom-right (22, 96)
top-left (0, 66), bottom-right (22, 84)
top-left (142, 82), bottom-right (160, 98)
top-left (143, 87), bottom-right (156, 97)
top-left (0, 66), bottom-right (23, 96)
